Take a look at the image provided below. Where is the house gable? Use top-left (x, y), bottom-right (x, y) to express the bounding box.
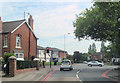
top-left (11, 20), bottom-right (37, 39)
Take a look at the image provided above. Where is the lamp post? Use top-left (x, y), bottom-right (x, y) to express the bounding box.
top-left (64, 33), bottom-right (70, 56)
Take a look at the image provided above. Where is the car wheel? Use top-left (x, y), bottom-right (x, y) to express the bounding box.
top-left (60, 68), bottom-right (63, 71)
top-left (70, 68), bottom-right (73, 71)
top-left (71, 68), bottom-right (73, 70)
top-left (99, 65), bottom-right (102, 67)
top-left (88, 64), bottom-right (92, 67)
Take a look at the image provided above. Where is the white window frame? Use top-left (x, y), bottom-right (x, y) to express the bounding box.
top-left (16, 35), bottom-right (21, 48)
top-left (3, 35), bottom-right (8, 48)
top-left (14, 53), bottom-right (24, 61)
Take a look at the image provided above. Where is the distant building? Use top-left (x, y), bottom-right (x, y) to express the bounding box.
top-left (50, 47), bottom-right (67, 62)
top-left (37, 46), bottom-right (68, 62)
top-left (0, 15), bottom-right (37, 60)
top-left (91, 52), bottom-right (105, 61)
top-left (37, 46), bottom-right (46, 61)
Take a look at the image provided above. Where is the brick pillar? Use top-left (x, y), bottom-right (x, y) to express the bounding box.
top-left (9, 56), bottom-right (16, 77)
top-left (34, 58), bottom-right (39, 70)
top-left (36, 60), bottom-right (39, 70)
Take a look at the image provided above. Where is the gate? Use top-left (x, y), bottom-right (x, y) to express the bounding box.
top-left (4, 62), bottom-right (9, 76)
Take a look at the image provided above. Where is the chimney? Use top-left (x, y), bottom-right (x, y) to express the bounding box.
top-left (28, 15), bottom-right (34, 30)
top-left (0, 17), bottom-right (2, 32)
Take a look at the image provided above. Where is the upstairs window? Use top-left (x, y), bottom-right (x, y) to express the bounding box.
top-left (4, 35), bottom-right (8, 47)
top-left (16, 35), bottom-right (21, 48)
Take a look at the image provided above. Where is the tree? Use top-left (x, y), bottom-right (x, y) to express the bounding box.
top-left (88, 43), bottom-right (96, 55)
top-left (73, 51), bottom-right (82, 63)
top-left (81, 53), bottom-right (88, 61)
top-left (92, 43), bottom-right (96, 54)
top-left (88, 45), bottom-right (92, 54)
top-left (100, 41), bottom-right (106, 53)
top-left (73, 2), bottom-right (120, 57)
top-left (3, 53), bottom-right (15, 63)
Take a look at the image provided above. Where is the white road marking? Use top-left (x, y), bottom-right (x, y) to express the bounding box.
top-left (76, 69), bottom-right (83, 83)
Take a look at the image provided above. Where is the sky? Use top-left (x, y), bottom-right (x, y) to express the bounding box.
top-left (0, 0), bottom-right (109, 55)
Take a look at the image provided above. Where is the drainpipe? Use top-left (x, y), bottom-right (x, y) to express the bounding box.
top-left (28, 29), bottom-right (30, 60)
top-left (9, 32), bottom-right (11, 53)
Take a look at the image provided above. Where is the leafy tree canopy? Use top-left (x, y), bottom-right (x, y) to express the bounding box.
top-left (73, 2), bottom-right (120, 42)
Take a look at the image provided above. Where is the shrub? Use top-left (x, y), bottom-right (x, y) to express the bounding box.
top-left (3, 53), bottom-right (15, 63)
top-left (62, 58), bottom-right (68, 60)
top-left (17, 60), bottom-right (36, 70)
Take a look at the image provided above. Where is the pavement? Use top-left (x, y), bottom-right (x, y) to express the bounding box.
top-left (1, 65), bottom-right (54, 81)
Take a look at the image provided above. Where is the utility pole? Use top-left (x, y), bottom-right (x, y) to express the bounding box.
top-left (64, 33), bottom-right (70, 56)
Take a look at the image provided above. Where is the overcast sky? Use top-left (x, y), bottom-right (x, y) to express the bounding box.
top-left (0, 0), bottom-right (105, 55)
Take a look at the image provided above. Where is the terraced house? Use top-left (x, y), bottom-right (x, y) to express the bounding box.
top-left (0, 15), bottom-right (37, 60)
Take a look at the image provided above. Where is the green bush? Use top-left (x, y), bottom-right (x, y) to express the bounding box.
top-left (3, 53), bottom-right (15, 63)
top-left (62, 58), bottom-right (67, 60)
top-left (17, 60), bottom-right (36, 70)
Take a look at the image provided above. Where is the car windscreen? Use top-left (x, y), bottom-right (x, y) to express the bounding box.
top-left (62, 61), bottom-right (70, 64)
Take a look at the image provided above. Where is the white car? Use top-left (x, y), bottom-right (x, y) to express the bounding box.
top-left (83, 61), bottom-right (88, 64)
top-left (88, 61), bottom-right (104, 67)
top-left (60, 60), bottom-right (73, 71)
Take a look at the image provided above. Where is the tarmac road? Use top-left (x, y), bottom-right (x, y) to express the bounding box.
top-left (45, 63), bottom-right (119, 83)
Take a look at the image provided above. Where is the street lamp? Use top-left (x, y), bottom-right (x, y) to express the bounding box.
top-left (64, 33), bottom-right (70, 55)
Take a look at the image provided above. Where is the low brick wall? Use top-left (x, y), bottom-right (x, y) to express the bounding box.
top-left (8, 56), bottom-right (40, 77)
top-left (16, 68), bottom-right (36, 75)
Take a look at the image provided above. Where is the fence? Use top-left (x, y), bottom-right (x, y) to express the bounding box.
top-left (4, 62), bottom-right (9, 76)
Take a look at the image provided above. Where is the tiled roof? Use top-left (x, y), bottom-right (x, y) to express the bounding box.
top-left (37, 46), bottom-right (45, 50)
top-left (37, 46), bottom-right (67, 53)
top-left (2, 19), bottom-right (25, 33)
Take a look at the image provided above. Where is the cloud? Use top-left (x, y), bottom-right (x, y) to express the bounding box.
top-left (1, 2), bottom-right (103, 54)
top-left (33, 4), bottom-right (81, 39)
top-left (0, 0), bottom-right (89, 2)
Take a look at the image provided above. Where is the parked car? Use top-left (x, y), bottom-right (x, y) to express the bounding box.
top-left (60, 60), bottom-right (73, 71)
top-left (83, 61), bottom-right (88, 64)
top-left (87, 61), bottom-right (104, 67)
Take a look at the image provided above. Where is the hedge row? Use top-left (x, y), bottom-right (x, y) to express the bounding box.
top-left (17, 60), bottom-right (36, 70)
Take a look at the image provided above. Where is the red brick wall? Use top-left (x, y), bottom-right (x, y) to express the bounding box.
top-left (10, 23), bottom-right (29, 60)
top-left (59, 52), bottom-right (67, 59)
top-left (30, 31), bottom-right (37, 58)
top-left (0, 34), bottom-right (2, 57)
top-left (16, 68), bottom-right (36, 75)
top-left (91, 55), bottom-right (104, 60)
top-left (2, 33), bottom-right (10, 57)
top-left (10, 23), bottom-right (37, 60)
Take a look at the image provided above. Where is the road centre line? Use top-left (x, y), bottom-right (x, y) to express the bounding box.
top-left (76, 69), bottom-right (83, 83)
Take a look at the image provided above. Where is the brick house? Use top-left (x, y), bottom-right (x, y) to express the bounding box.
top-left (37, 46), bottom-right (68, 62)
top-left (0, 15), bottom-right (37, 60)
top-left (91, 52), bottom-right (105, 61)
top-left (50, 47), bottom-right (68, 62)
